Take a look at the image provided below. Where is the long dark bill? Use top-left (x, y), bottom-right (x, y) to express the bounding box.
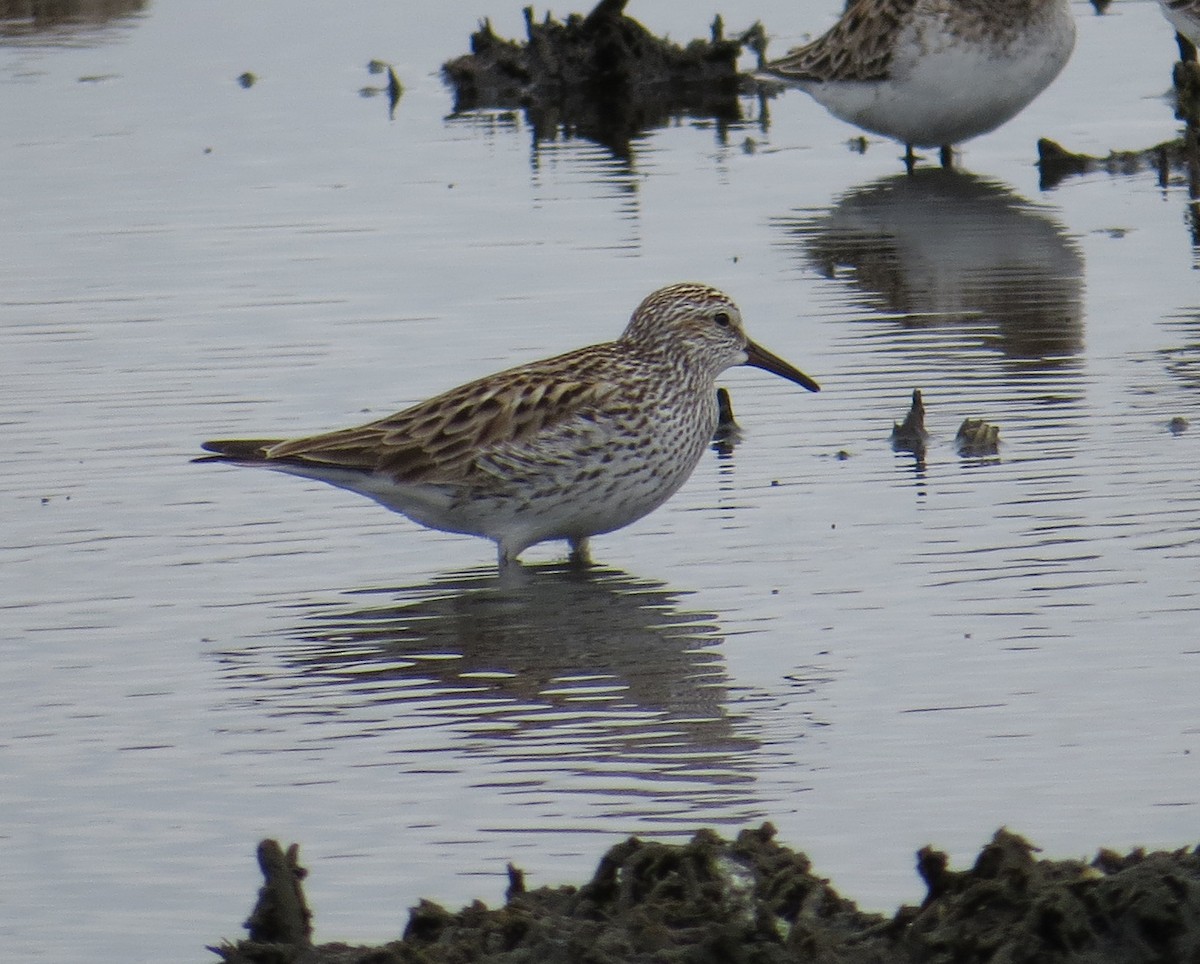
top-left (745, 339), bottom-right (821, 393)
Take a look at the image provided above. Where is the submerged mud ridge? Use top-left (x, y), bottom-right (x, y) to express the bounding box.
top-left (213, 824), bottom-right (1200, 963)
top-left (1038, 55), bottom-right (1200, 191)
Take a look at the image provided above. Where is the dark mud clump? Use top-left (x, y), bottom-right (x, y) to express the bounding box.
top-left (212, 824), bottom-right (1200, 964)
top-left (954, 417), bottom-right (1000, 457)
top-left (889, 390), bottom-right (999, 461)
top-left (890, 389), bottom-right (930, 456)
top-left (712, 387), bottom-right (742, 455)
top-left (441, 0), bottom-right (767, 157)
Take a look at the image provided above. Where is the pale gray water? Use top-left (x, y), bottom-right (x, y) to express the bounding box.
top-left (1, 1), bottom-right (1198, 961)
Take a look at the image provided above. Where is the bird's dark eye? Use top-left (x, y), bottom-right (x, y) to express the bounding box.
top-left (714, 311), bottom-right (731, 328)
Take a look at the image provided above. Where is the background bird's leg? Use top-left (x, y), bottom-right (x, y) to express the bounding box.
top-left (568, 537), bottom-right (592, 568)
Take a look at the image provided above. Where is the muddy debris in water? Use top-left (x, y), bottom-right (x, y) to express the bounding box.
top-left (360, 61), bottom-right (403, 118)
top-left (890, 389), bottom-right (930, 456)
top-left (955, 418), bottom-right (1000, 458)
top-left (212, 824), bottom-right (1200, 964)
top-left (890, 391), bottom-right (1000, 459)
top-left (441, 0), bottom-right (768, 157)
top-left (1036, 135), bottom-right (1200, 189)
top-left (237, 839), bottom-right (313, 950)
top-left (712, 387), bottom-right (742, 455)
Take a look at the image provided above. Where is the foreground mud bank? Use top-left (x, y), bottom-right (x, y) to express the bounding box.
top-left (212, 824), bottom-right (1200, 963)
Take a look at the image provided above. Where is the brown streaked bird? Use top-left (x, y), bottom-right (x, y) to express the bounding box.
top-left (760, 0), bottom-right (1076, 167)
top-left (197, 282), bottom-right (820, 567)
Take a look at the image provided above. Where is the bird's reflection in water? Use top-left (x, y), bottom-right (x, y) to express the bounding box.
top-left (778, 169), bottom-right (1085, 366)
top-left (219, 565), bottom-right (770, 821)
top-left (0, 0), bottom-right (149, 41)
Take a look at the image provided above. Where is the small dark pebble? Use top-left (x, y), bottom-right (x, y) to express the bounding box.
top-left (1037, 134), bottom-right (1198, 189)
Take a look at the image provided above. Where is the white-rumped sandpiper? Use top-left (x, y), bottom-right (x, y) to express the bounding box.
top-left (198, 283), bottom-right (820, 567)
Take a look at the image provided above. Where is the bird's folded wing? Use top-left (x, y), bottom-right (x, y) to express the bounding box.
top-left (765, 0), bottom-right (917, 82)
top-left (261, 366), bottom-right (622, 485)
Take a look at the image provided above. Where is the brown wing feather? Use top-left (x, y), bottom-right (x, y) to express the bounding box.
top-left (239, 345), bottom-right (624, 485)
top-left (764, 0), bottom-right (919, 83)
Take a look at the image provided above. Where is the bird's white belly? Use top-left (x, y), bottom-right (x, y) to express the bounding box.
top-left (291, 394), bottom-right (717, 558)
top-left (450, 411), bottom-right (713, 553)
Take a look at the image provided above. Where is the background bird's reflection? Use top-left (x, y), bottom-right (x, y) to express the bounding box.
top-left (216, 565), bottom-right (774, 820)
top-left (778, 169), bottom-right (1085, 367)
top-left (0, 0), bottom-right (148, 39)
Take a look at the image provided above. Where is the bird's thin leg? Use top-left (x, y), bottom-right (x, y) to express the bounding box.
top-left (904, 144), bottom-right (917, 174)
top-left (568, 537), bottom-right (592, 568)
top-left (939, 144), bottom-right (954, 169)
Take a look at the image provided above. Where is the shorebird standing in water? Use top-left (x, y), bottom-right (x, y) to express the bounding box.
top-left (760, 0), bottom-right (1076, 168)
top-left (1160, 0), bottom-right (1200, 44)
top-left (1158, 1), bottom-right (1200, 59)
top-left (198, 283), bottom-right (820, 567)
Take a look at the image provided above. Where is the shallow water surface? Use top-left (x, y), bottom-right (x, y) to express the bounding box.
top-left (2, 1), bottom-right (1199, 961)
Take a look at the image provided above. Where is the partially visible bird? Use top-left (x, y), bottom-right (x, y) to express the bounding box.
top-left (760, 0), bottom-right (1076, 167)
top-left (1158, 0), bottom-right (1200, 60)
